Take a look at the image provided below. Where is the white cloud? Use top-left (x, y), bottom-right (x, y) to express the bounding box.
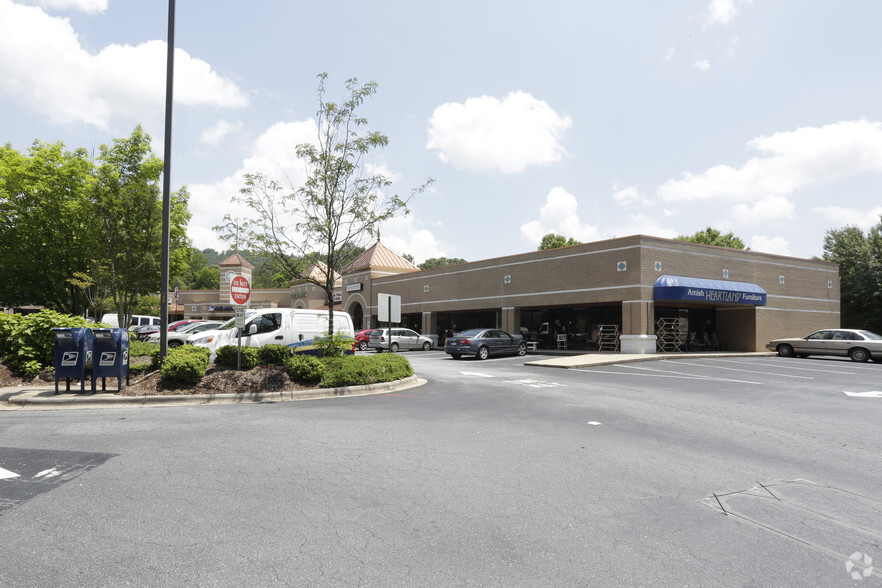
top-left (663, 47), bottom-right (675, 62)
top-left (730, 196), bottom-right (795, 224)
top-left (694, 59), bottom-right (711, 72)
top-left (611, 184), bottom-right (649, 206)
top-left (519, 187), bottom-right (600, 245)
top-left (188, 120), bottom-right (317, 249)
top-left (25, 0), bottom-right (105, 13)
top-left (706, 0), bottom-right (752, 26)
top-left (378, 215), bottom-right (444, 265)
top-left (657, 120), bottom-right (882, 203)
top-left (811, 205), bottom-right (882, 229)
top-left (426, 91), bottom-right (572, 174)
top-left (199, 119), bottom-right (244, 146)
top-left (749, 235), bottom-right (790, 256)
top-left (0, 0), bottom-right (248, 129)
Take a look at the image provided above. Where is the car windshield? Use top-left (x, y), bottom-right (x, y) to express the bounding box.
top-left (858, 330), bottom-right (882, 340)
top-left (178, 322), bottom-right (205, 333)
top-left (218, 313), bottom-right (255, 331)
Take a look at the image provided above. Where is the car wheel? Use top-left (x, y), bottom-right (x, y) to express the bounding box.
top-left (168, 340), bottom-right (182, 349)
top-left (517, 342), bottom-right (527, 356)
top-left (850, 348), bottom-right (870, 363)
top-left (358, 340), bottom-right (368, 351)
top-left (422, 341), bottom-right (431, 351)
top-left (391, 342), bottom-right (399, 353)
top-left (777, 344), bottom-right (795, 358)
top-left (477, 346), bottom-right (489, 360)
top-left (450, 354), bottom-right (461, 360)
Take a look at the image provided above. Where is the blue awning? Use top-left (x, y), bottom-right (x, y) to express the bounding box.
top-left (653, 275), bottom-right (767, 306)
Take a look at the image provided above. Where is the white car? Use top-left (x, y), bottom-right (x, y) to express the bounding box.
top-left (146, 321), bottom-right (223, 348)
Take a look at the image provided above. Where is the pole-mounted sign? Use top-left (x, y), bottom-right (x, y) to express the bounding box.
top-left (230, 275), bottom-right (251, 306)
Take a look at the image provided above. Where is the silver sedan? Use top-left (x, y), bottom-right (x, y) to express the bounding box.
top-left (766, 329), bottom-right (882, 362)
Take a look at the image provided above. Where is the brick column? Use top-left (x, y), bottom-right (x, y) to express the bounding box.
top-left (621, 300), bottom-right (657, 354)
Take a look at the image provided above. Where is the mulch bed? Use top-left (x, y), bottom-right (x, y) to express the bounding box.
top-left (120, 365), bottom-right (310, 396)
top-left (1, 360), bottom-right (310, 396)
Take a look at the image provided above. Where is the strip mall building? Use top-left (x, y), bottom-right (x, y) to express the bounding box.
top-left (175, 235), bottom-right (839, 354)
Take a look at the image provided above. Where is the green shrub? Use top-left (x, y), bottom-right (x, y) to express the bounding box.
top-left (214, 345), bottom-right (259, 370)
top-left (258, 344), bottom-right (292, 365)
top-left (312, 331), bottom-right (356, 357)
top-left (286, 354), bottom-right (324, 382)
top-left (129, 340), bottom-right (157, 358)
top-left (318, 354), bottom-right (413, 388)
top-left (0, 310), bottom-right (95, 376)
top-left (160, 346), bottom-right (210, 384)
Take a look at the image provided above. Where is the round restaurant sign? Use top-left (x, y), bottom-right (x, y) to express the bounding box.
top-left (230, 275), bottom-right (251, 306)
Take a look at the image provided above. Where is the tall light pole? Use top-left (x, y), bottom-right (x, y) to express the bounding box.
top-left (159, 0), bottom-right (175, 361)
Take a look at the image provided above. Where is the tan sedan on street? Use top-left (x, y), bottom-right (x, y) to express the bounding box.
top-left (766, 329), bottom-right (882, 362)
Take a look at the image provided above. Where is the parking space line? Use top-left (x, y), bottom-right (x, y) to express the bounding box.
top-left (714, 358), bottom-right (857, 375)
top-left (671, 360), bottom-right (814, 380)
top-left (618, 364), bottom-right (763, 384)
top-left (575, 366), bottom-right (761, 385)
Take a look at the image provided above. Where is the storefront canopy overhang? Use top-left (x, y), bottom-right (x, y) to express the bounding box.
top-left (653, 275), bottom-right (767, 306)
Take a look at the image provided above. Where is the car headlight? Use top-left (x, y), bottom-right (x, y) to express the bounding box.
top-left (193, 335), bottom-right (214, 346)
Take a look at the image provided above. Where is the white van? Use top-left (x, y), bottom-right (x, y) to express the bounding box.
top-left (100, 313), bottom-right (161, 329)
top-left (190, 308), bottom-right (355, 360)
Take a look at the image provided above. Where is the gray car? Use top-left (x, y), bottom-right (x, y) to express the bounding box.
top-left (368, 328), bottom-right (433, 352)
top-left (766, 328), bottom-right (882, 362)
top-left (444, 328), bottom-right (527, 360)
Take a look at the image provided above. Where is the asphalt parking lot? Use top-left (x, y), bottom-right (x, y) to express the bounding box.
top-left (2, 350), bottom-right (879, 586)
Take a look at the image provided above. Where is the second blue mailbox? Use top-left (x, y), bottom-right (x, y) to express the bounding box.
top-left (92, 328), bottom-right (130, 392)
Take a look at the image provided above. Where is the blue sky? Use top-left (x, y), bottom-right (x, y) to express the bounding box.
top-left (2, 0), bottom-right (881, 263)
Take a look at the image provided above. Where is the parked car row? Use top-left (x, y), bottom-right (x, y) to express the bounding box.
top-left (144, 320), bottom-right (224, 347)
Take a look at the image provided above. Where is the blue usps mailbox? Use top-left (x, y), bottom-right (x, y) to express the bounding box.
top-left (91, 328), bottom-right (130, 392)
top-left (52, 328), bottom-right (94, 394)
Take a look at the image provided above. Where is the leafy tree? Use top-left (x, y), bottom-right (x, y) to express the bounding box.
top-left (0, 129), bottom-right (191, 320)
top-left (216, 73), bottom-right (432, 340)
top-left (0, 141), bottom-right (96, 314)
top-left (538, 233), bottom-right (582, 250)
top-left (419, 257), bottom-right (468, 270)
top-left (92, 126), bottom-right (191, 326)
top-left (675, 227), bottom-right (747, 249)
top-left (821, 218), bottom-right (882, 331)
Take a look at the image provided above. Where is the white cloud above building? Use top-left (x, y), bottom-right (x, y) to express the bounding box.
top-left (426, 91), bottom-right (572, 174)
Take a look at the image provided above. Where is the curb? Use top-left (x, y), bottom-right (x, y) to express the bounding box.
top-left (2, 375), bottom-right (426, 411)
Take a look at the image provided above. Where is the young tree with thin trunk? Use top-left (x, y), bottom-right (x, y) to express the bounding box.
top-left (217, 73), bottom-right (432, 344)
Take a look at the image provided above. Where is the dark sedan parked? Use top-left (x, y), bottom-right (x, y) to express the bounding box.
top-left (444, 328), bottom-right (527, 360)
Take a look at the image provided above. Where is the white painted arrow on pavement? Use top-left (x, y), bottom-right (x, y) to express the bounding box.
top-left (460, 372), bottom-right (495, 378)
top-left (33, 468), bottom-right (60, 479)
top-left (0, 466), bottom-right (20, 480)
top-left (843, 391), bottom-right (882, 398)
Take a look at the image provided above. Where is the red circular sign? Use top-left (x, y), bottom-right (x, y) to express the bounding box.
top-left (230, 275), bottom-right (251, 305)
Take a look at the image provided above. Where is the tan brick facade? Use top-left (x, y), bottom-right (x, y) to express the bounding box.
top-left (171, 236), bottom-right (839, 353)
top-left (342, 235), bottom-right (839, 352)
